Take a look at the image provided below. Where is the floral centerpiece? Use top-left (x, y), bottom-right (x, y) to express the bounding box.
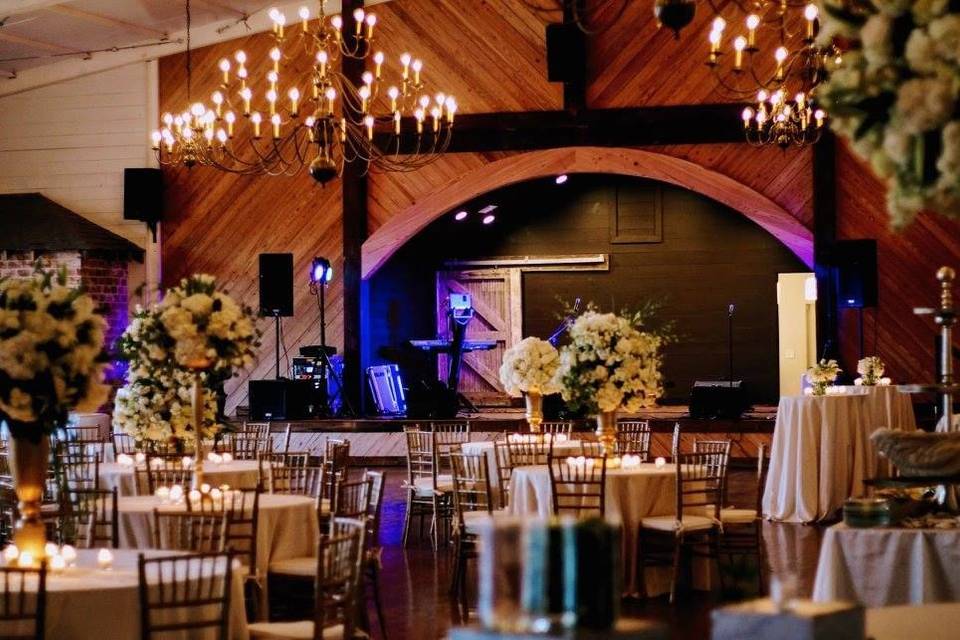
top-left (818, 0), bottom-right (960, 227)
top-left (557, 309), bottom-right (665, 456)
top-left (807, 358), bottom-right (842, 396)
top-left (114, 275), bottom-right (259, 478)
top-left (855, 355), bottom-right (887, 386)
top-left (499, 337), bottom-right (562, 432)
top-left (0, 267), bottom-right (109, 558)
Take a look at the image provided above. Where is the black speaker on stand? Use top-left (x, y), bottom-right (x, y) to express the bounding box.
top-left (123, 168), bottom-right (163, 241)
top-left (832, 239), bottom-right (878, 359)
top-left (258, 253), bottom-right (294, 380)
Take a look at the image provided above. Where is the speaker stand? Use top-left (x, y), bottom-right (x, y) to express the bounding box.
top-left (273, 313), bottom-right (282, 380)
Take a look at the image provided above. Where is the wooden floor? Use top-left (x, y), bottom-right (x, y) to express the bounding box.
top-left (363, 467), bottom-right (825, 640)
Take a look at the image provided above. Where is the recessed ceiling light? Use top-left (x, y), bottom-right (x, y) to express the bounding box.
top-left (478, 204), bottom-right (497, 214)
top-left (454, 210), bottom-right (468, 221)
top-left (555, 174), bottom-right (568, 184)
top-left (482, 214), bottom-right (495, 224)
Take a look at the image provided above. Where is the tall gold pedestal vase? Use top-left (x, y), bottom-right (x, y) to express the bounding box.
top-left (595, 410), bottom-right (618, 458)
top-left (7, 425), bottom-right (50, 560)
top-left (187, 361), bottom-right (212, 491)
top-left (524, 392), bottom-right (544, 433)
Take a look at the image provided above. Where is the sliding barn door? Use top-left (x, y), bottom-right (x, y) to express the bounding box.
top-left (436, 268), bottom-right (522, 406)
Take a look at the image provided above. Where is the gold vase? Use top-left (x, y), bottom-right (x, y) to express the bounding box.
top-left (191, 372), bottom-right (205, 489)
top-left (8, 434), bottom-right (49, 560)
top-left (524, 391), bottom-right (544, 433)
top-left (595, 410), bottom-right (618, 458)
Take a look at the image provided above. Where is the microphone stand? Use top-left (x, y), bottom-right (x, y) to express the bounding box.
top-left (727, 303), bottom-right (735, 387)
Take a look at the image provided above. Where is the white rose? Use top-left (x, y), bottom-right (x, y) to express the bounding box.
top-left (896, 77), bottom-right (955, 134)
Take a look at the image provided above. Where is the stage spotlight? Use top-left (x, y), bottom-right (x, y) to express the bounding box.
top-left (454, 210), bottom-right (468, 221)
top-left (555, 174), bottom-right (568, 184)
top-left (482, 214), bottom-right (496, 224)
top-left (310, 257), bottom-right (333, 284)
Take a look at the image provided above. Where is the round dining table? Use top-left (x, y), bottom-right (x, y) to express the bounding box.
top-left (508, 462), bottom-right (711, 597)
top-left (460, 439), bottom-right (584, 496)
top-left (117, 492), bottom-right (319, 605)
top-left (99, 460), bottom-right (263, 495)
top-left (0, 548), bottom-right (248, 640)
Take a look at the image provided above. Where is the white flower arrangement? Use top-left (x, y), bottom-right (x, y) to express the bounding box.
top-left (0, 267), bottom-right (109, 439)
top-left (499, 337), bottom-right (562, 397)
top-left (114, 274), bottom-right (260, 447)
top-left (855, 355), bottom-right (887, 386)
top-left (819, 1), bottom-right (960, 227)
top-left (807, 359), bottom-right (842, 395)
top-left (557, 310), bottom-right (664, 414)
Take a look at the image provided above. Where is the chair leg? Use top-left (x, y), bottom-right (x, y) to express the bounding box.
top-left (669, 537), bottom-right (683, 604)
top-left (449, 534), bottom-right (461, 595)
top-left (755, 522), bottom-right (765, 596)
top-left (431, 495), bottom-right (441, 551)
top-left (711, 530), bottom-right (725, 598)
top-left (402, 493), bottom-right (413, 548)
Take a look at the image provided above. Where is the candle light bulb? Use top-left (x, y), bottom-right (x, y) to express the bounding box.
top-left (746, 14), bottom-right (760, 30)
top-left (211, 91), bottom-right (223, 105)
top-left (331, 15), bottom-right (342, 30)
top-left (218, 58), bottom-right (230, 73)
top-left (412, 58), bottom-right (423, 83)
top-left (298, 6), bottom-right (309, 20)
top-left (373, 51), bottom-right (384, 65)
top-left (394, 110), bottom-right (401, 134)
top-left (734, 36), bottom-right (746, 51)
top-left (216, 128), bottom-right (227, 143)
top-left (364, 114), bottom-right (375, 139)
top-left (162, 112), bottom-right (173, 125)
top-left (271, 113), bottom-right (282, 138)
top-left (317, 50), bottom-right (328, 65)
top-left (270, 47), bottom-right (282, 71)
top-left (366, 13), bottom-right (377, 27)
top-left (804, 4), bottom-right (818, 21)
top-left (757, 89), bottom-right (769, 102)
top-left (353, 8), bottom-right (365, 23)
top-left (775, 46), bottom-right (788, 63)
top-left (712, 16), bottom-right (726, 32)
top-left (267, 70), bottom-right (278, 85)
top-left (359, 85), bottom-right (370, 99)
top-left (400, 52), bottom-right (412, 67)
top-left (204, 128), bottom-right (214, 142)
top-left (362, 71), bottom-right (374, 86)
top-left (742, 106), bottom-right (754, 122)
top-left (190, 102), bottom-right (206, 117)
top-left (151, 130), bottom-right (162, 147)
top-left (419, 94), bottom-right (430, 109)
top-left (235, 50), bottom-right (247, 64)
top-left (268, 7), bottom-right (281, 22)
top-left (267, 89), bottom-right (277, 103)
top-left (708, 30), bottom-right (721, 46)
top-left (435, 92), bottom-right (446, 106)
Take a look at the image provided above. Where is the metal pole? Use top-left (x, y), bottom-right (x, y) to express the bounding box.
top-left (937, 267), bottom-right (956, 431)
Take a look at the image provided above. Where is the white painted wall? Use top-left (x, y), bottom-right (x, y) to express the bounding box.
top-left (0, 60), bottom-right (162, 307)
top-left (778, 272), bottom-right (818, 397)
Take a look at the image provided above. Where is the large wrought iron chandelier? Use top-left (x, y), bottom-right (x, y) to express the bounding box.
top-left (153, 1), bottom-right (456, 184)
top-left (655, 0), bottom-right (835, 148)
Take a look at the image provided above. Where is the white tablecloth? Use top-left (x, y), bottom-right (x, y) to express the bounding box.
top-left (812, 523), bottom-right (960, 607)
top-left (100, 460), bottom-right (262, 496)
top-left (0, 548), bottom-right (247, 640)
top-left (837, 386), bottom-right (917, 475)
top-left (508, 463), bottom-right (710, 596)
top-left (461, 440), bottom-right (583, 495)
top-left (117, 493), bottom-right (318, 604)
top-left (762, 395), bottom-right (873, 523)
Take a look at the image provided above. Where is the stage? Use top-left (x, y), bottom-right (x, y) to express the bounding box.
top-left (262, 404), bottom-right (779, 465)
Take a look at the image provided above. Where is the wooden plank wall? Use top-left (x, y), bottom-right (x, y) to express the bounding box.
top-left (158, 0), bottom-right (956, 409)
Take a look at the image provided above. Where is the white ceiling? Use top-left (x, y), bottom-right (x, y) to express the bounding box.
top-left (0, 0), bottom-right (388, 96)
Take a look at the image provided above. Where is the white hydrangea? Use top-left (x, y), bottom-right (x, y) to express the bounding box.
top-left (904, 28), bottom-right (940, 74)
top-left (929, 14), bottom-right (960, 62)
top-left (896, 78), bottom-right (955, 134)
top-left (498, 337), bottom-right (562, 397)
top-left (861, 15), bottom-right (893, 68)
top-left (913, 0), bottom-right (949, 24)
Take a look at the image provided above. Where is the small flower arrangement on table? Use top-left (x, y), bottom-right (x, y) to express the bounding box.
top-left (806, 359), bottom-right (842, 396)
top-left (855, 356), bottom-right (890, 386)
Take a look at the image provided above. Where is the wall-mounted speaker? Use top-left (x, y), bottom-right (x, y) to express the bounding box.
top-left (123, 168), bottom-right (163, 240)
top-left (546, 22), bottom-right (586, 83)
top-left (832, 239), bottom-right (878, 308)
top-left (259, 253), bottom-right (294, 317)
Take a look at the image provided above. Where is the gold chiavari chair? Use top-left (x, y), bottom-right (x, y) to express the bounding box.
top-left (493, 441), bottom-right (513, 510)
top-left (0, 452), bottom-right (11, 483)
top-left (138, 551), bottom-right (233, 640)
top-left (0, 562), bottom-right (47, 640)
top-left (431, 421), bottom-right (470, 439)
top-left (362, 470), bottom-right (387, 640)
top-left (227, 429), bottom-right (271, 461)
top-left (138, 454), bottom-right (193, 495)
top-left (152, 510), bottom-right (228, 553)
top-left (322, 440), bottom-right (351, 502)
top-left (548, 454), bottom-right (607, 517)
top-left (269, 464), bottom-right (324, 499)
top-left (258, 451), bottom-right (310, 489)
top-left (693, 438), bottom-right (733, 504)
top-left (616, 420), bottom-right (651, 460)
top-left (401, 427), bottom-right (452, 549)
top-left (111, 432), bottom-right (138, 460)
top-left (60, 486), bottom-right (119, 548)
top-left (449, 451), bottom-right (497, 618)
top-left (251, 518), bottom-right (365, 640)
top-left (505, 434), bottom-right (551, 467)
top-left (574, 441), bottom-right (606, 457)
top-left (56, 443), bottom-right (100, 491)
top-left (638, 450), bottom-right (724, 603)
top-left (540, 421), bottom-right (573, 437)
top-left (331, 476), bottom-right (372, 523)
top-left (0, 481), bottom-right (17, 546)
top-left (715, 444), bottom-right (768, 595)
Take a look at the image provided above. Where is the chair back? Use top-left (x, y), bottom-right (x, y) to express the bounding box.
top-left (139, 454), bottom-right (194, 495)
top-left (692, 439), bottom-right (732, 503)
top-left (362, 470), bottom-right (386, 551)
top-left (258, 451), bottom-right (310, 488)
top-left (449, 452), bottom-right (494, 532)
top-left (312, 518), bottom-right (366, 640)
top-left (333, 477), bottom-right (372, 521)
top-left (56, 443), bottom-right (100, 491)
top-left (548, 454), bottom-right (606, 517)
top-left (540, 421), bottom-right (573, 436)
top-left (193, 488), bottom-right (260, 573)
top-left (574, 441), bottom-right (606, 456)
top-left (269, 464), bottom-right (323, 497)
top-left (673, 451), bottom-right (725, 520)
top-left (616, 420), bottom-right (651, 460)
top-left (505, 435), bottom-right (550, 467)
top-left (493, 441), bottom-right (513, 509)
top-left (138, 552), bottom-right (232, 640)
top-left (755, 444), bottom-right (768, 514)
top-left (152, 510), bottom-right (228, 552)
top-left (61, 487), bottom-right (118, 548)
top-left (404, 428), bottom-right (436, 486)
top-left (323, 439), bottom-right (351, 500)
top-left (0, 563), bottom-right (46, 640)
top-left (111, 432), bottom-right (138, 459)
top-left (431, 421), bottom-right (470, 439)
top-left (0, 481), bottom-right (17, 546)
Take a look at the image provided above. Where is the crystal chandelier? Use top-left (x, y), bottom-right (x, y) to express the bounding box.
top-left (152, 1), bottom-right (456, 184)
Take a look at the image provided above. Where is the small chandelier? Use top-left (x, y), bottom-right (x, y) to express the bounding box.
top-left (153, 1), bottom-right (456, 184)
top-left (741, 88), bottom-right (825, 148)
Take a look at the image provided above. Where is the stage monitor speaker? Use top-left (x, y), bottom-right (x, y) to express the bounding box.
top-left (123, 168), bottom-right (163, 225)
top-left (546, 22), bottom-right (586, 83)
top-left (833, 239), bottom-right (878, 308)
top-left (689, 380), bottom-right (749, 420)
top-left (259, 253), bottom-right (294, 317)
top-left (248, 379), bottom-right (314, 420)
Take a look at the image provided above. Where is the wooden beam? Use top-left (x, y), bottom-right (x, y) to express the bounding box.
top-left (561, 1), bottom-right (586, 113)
top-left (813, 131), bottom-right (839, 362)
top-left (0, 0), bottom-right (65, 17)
top-left (341, 0), bottom-right (367, 412)
top-left (46, 5), bottom-right (169, 41)
top-left (374, 104), bottom-right (748, 153)
top-left (0, 29), bottom-right (77, 53)
top-left (191, 0), bottom-right (249, 18)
